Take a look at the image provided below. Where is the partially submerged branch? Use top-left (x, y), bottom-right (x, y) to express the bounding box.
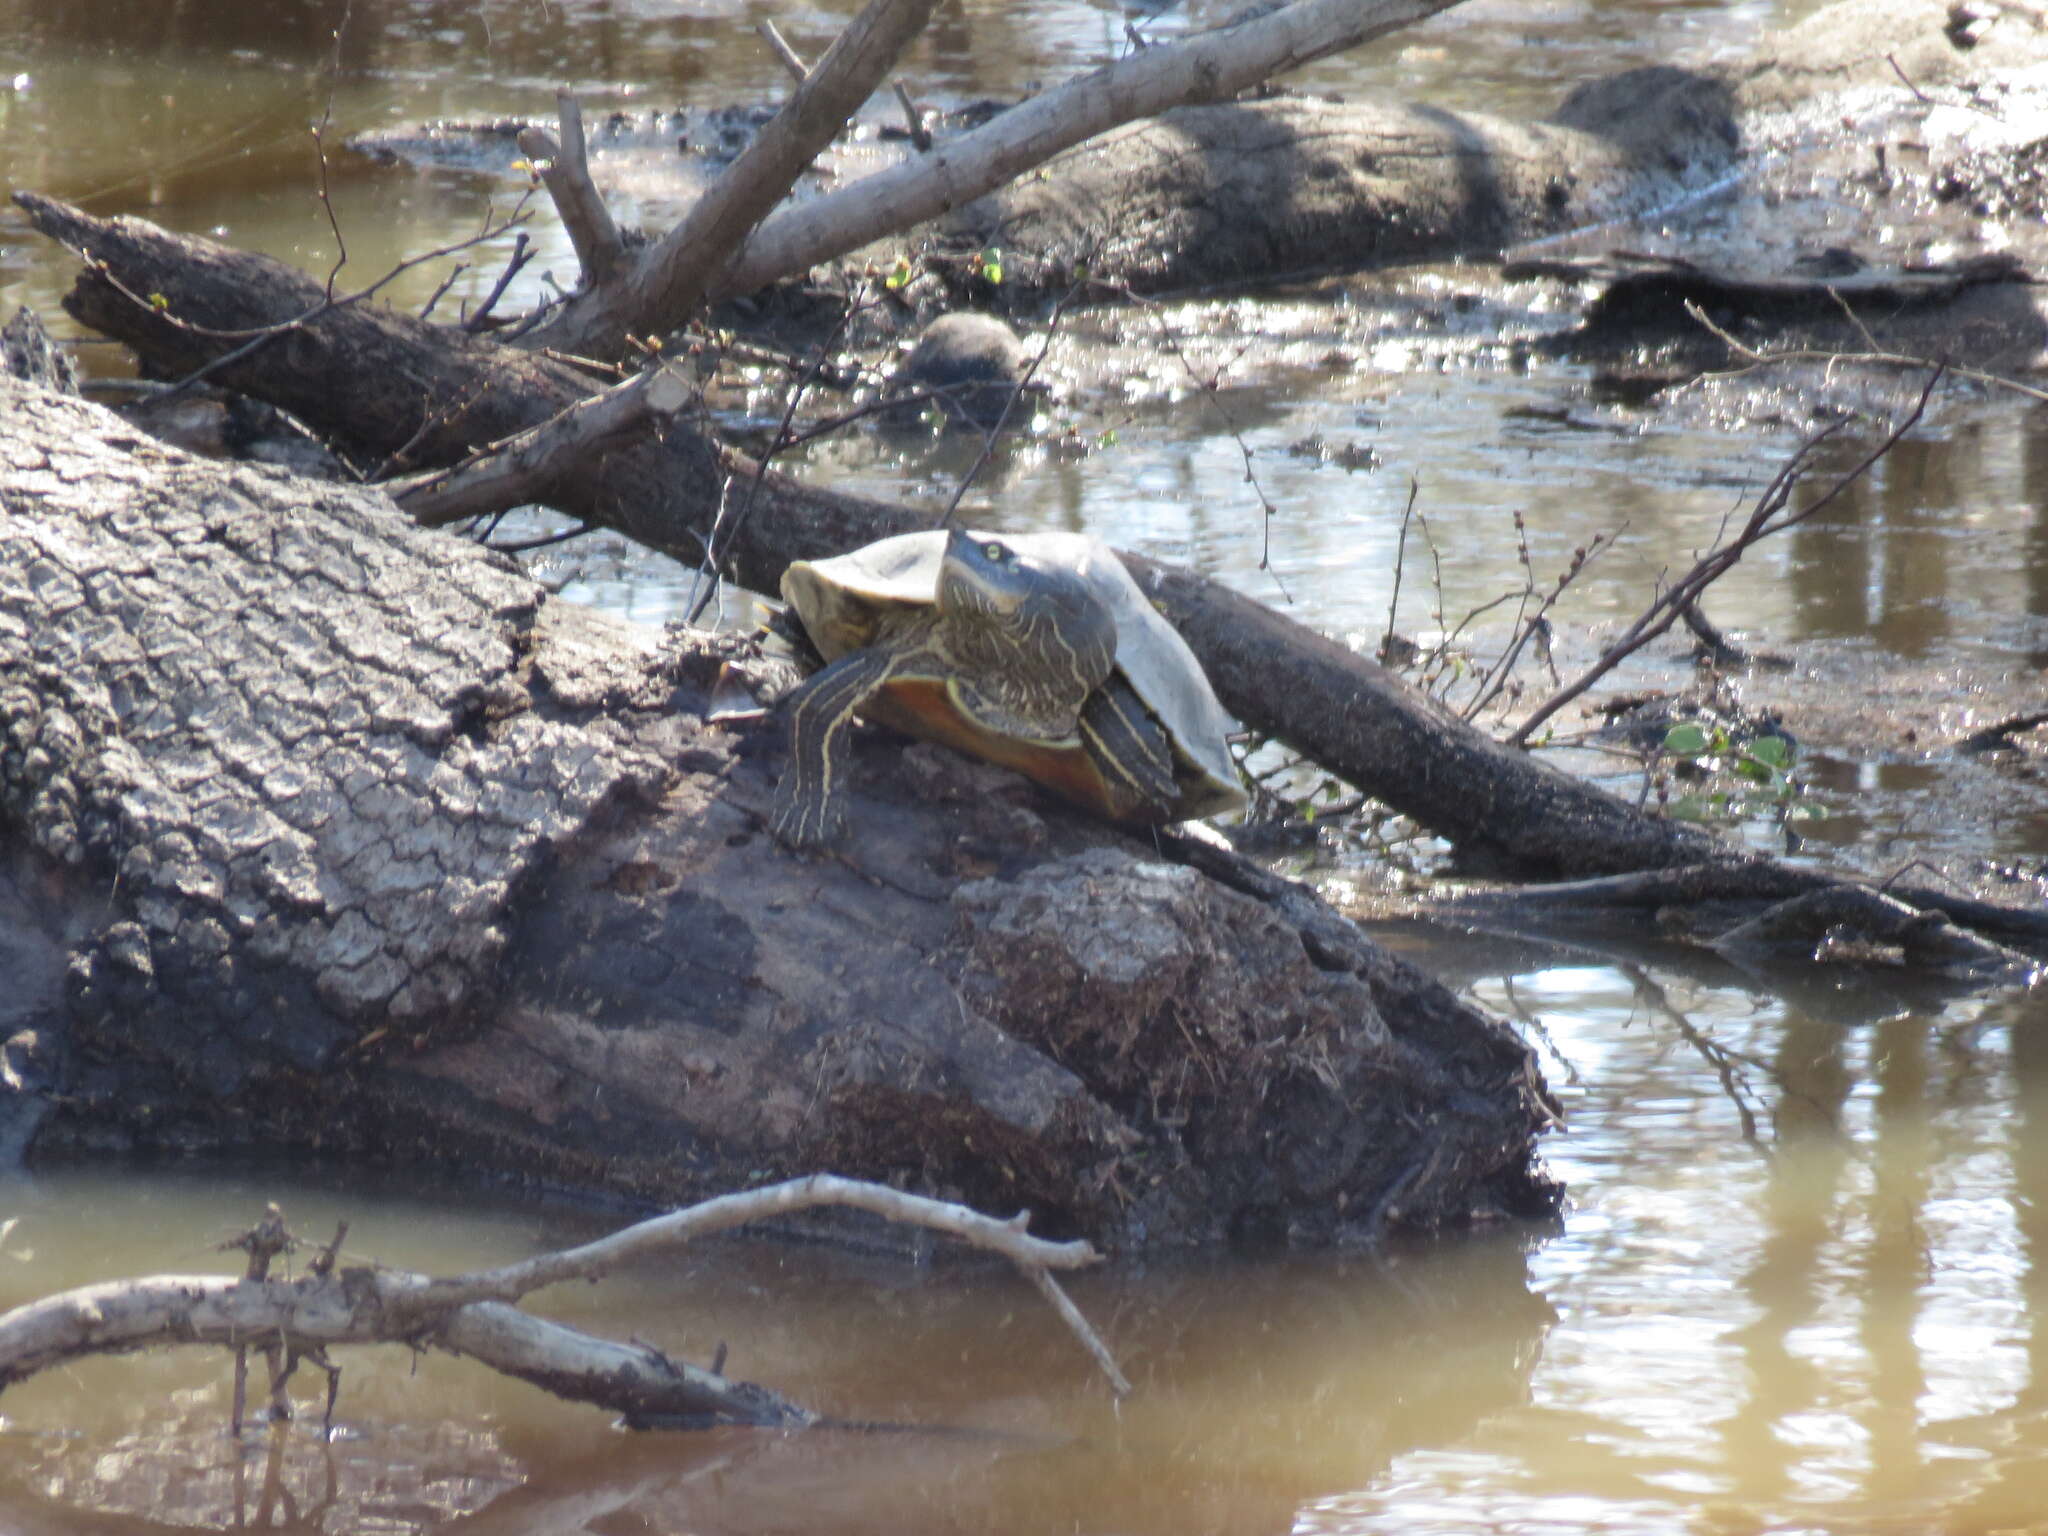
top-left (0, 1177), bottom-right (1123, 1428)
top-left (1507, 368), bottom-right (1943, 747)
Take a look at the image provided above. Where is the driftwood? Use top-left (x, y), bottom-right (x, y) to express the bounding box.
top-left (0, 377), bottom-right (1557, 1243)
top-left (0, 1179), bottom-right (1119, 1430)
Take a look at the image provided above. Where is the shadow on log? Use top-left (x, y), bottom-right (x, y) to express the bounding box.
top-left (0, 378), bottom-right (1557, 1246)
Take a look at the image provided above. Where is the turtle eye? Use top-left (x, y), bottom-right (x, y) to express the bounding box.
top-left (981, 541), bottom-right (1008, 563)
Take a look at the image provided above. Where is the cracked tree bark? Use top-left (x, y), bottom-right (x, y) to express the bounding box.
top-left (1, 378), bottom-right (1557, 1247)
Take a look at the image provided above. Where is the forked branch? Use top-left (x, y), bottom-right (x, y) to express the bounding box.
top-left (0, 1175), bottom-right (1126, 1430)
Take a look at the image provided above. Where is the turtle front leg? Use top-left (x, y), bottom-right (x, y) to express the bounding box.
top-left (1080, 681), bottom-right (1179, 818)
top-left (769, 648), bottom-right (899, 849)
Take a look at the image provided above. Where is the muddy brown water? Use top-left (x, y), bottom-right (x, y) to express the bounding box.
top-left (7, 0), bottom-right (2048, 1530)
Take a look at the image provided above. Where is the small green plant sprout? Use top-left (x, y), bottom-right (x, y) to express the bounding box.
top-left (884, 254), bottom-right (914, 291)
top-left (975, 248), bottom-right (1004, 285)
top-left (1658, 721), bottom-right (1816, 827)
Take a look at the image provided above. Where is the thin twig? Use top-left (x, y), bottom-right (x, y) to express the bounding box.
top-left (1887, 52), bottom-right (1931, 104)
top-left (463, 231), bottom-right (534, 332)
top-left (1025, 1266), bottom-right (1130, 1397)
top-left (488, 522), bottom-right (597, 554)
top-left (1128, 288), bottom-right (1289, 599)
top-left (312, 0), bottom-right (355, 301)
top-left (773, 384), bottom-right (951, 447)
top-left (1381, 476), bottom-right (1419, 663)
top-left (685, 285), bottom-right (882, 623)
top-left (1462, 523), bottom-right (1623, 722)
top-left (1508, 366), bottom-right (1944, 747)
top-left (419, 262), bottom-right (466, 321)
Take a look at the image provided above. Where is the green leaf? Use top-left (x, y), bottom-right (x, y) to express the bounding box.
top-left (884, 255), bottom-right (913, 291)
top-left (1662, 722), bottom-right (1710, 758)
top-left (1747, 734), bottom-right (1792, 769)
top-left (977, 248), bottom-right (1004, 285)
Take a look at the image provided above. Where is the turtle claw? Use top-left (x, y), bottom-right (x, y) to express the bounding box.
top-left (768, 785), bottom-right (845, 851)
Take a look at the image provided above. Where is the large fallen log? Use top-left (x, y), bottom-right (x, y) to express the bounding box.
top-left (22, 190), bottom-right (2048, 968)
top-left (1, 377), bottom-right (1558, 1244)
top-left (13, 192), bottom-right (1723, 879)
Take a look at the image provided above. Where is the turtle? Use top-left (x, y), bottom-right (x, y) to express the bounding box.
top-left (767, 526), bottom-right (1245, 848)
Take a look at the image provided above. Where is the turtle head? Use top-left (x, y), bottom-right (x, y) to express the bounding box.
top-left (937, 528), bottom-right (1118, 699)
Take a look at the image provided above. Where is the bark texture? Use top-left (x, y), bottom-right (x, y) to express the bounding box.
top-left (1, 381), bottom-right (1556, 1246)
top-left (0, 382), bottom-right (668, 1101)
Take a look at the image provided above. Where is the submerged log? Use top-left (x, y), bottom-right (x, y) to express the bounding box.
top-left (0, 378), bottom-right (1557, 1245)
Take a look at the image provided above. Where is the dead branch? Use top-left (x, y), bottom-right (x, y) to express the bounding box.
top-left (518, 92), bottom-right (627, 289)
top-left (1461, 517), bottom-right (1619, 723)
top-left (709, 0), bottom-right (1466, 309)
top-left (0, 1177), bottom-right (1120, 1428)
top-left (1439, 861), bottom-right (2048, 953)
top-left (1710, 884), bottom-right (2039, 980)
top-left (393, 360), bottom-right (699, 527)
top-left (894, 81), bottom-right (933, 151)
top-left (536, 0), bottom-right (943, 360)
top-left (1955, 709), bottom-right (2048, 754)
top-left (1507, 368), bottom-right (1942, 747)
top-left (460, 229), bottom-right (538, 332)
top-left (757, 18), bottom-right (812, 83)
